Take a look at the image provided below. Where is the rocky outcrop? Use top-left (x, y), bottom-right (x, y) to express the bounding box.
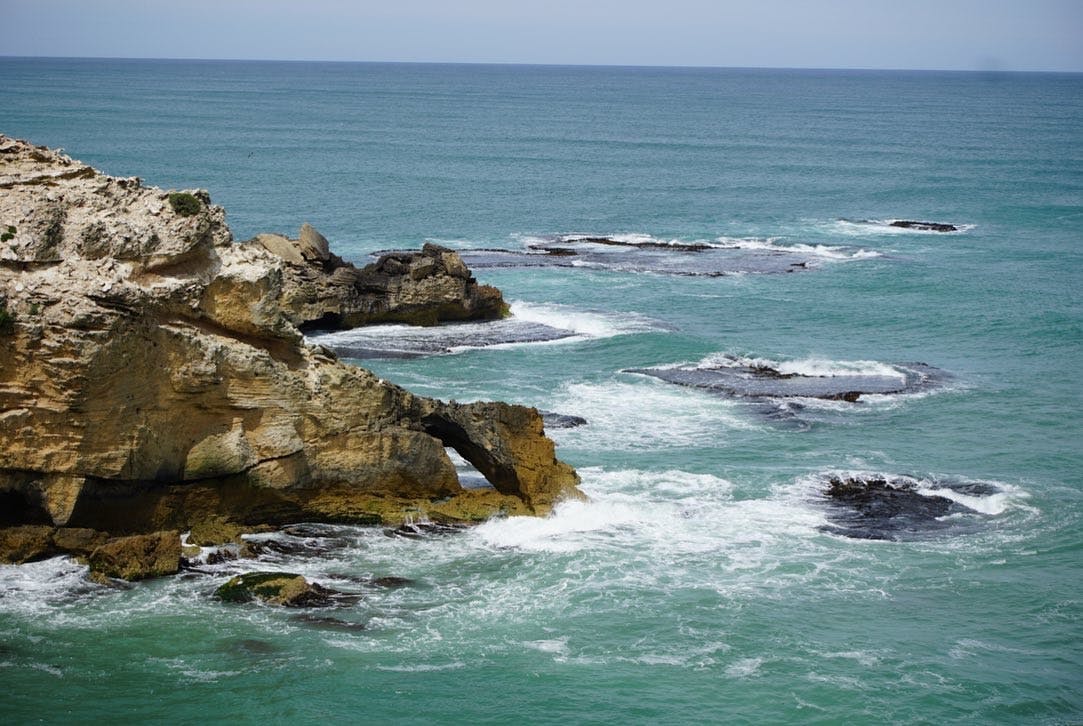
top-left (0, 135), bottom-right (582, 560)
top-left (819, 474), bottom-right (998, 541)
top-left (0, 524), bottom-right (177, 580)
top-left (0, 525), bottom-right (60, 563)
top-left (215, 571), bottom-right (339, 607)
top-left (420, 401), bottom-right (581, 512)
top-left (251, 227), bottom-right (507, 330)
top-left (85, 530), bottom-right (181, 580)
top-left (888, 220), bottom-right (958, 232)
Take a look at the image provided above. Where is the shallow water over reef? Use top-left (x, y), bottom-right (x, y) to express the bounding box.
top-left (1, 60), bottom-right (1081, 723)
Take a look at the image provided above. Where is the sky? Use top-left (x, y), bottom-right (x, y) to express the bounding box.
top-left (2, 0), bottom-right (1081, 72)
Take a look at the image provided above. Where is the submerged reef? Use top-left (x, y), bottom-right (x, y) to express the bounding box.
top-left (0, 135), bottom-right (581, 574)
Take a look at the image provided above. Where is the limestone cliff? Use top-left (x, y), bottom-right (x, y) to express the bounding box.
top-left (0, 135), bottom-right (581, 562)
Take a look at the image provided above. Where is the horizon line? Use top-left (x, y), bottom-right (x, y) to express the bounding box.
top-left (2, 54), bottom-right (1080, 76)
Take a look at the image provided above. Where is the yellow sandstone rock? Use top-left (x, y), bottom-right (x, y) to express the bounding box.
top-left (0, 134), bottom-right (581, 559)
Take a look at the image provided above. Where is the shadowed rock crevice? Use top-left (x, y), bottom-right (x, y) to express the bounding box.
top-left (0, 489), bottom-right (53, 526)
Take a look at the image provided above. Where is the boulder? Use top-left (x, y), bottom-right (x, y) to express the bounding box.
top-left (52, 527), bottom-right (109, 554)
top-left (540, 411), bottom-right (588, 429)
top-left (0, 525), bottom-right (110, 564)
top-left (86, 531), bottom-right (181, 580)
top-left (252, 233), bottom-right (305, 265)
top-left (215, 571), bottom-right (337, 607)
top-left (0, 525), bottom-right (56, 564)
top-left (298, 223), bottom-right (330, 262)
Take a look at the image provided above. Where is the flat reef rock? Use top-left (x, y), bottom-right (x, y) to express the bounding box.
top-left (888, 220), bottom-right (958, 232)
top-left (819, 474), bottom-right (997, 541)
top-left (627, 358), bottom-right (943, 403)
top-left (0, 135), bottom-right (582, 559)
top-left (387, 234), bottom-right (821, 277)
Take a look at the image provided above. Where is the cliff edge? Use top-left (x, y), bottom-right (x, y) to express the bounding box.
top-left (0, 135), bottom-right (581, 570)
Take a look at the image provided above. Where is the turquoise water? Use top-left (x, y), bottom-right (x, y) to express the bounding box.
top-left (1, 59), bottom-right (1082, 723)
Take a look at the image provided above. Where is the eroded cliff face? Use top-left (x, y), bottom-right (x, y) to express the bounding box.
top-left (0, 135), bottom-right (581, 558)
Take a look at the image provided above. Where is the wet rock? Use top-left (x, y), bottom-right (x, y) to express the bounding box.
top-left (540, 411), bottom-right (588, 429)
top-left (279, 523), bottom-right (343, 538)
top-left (421, 233), bottom-right (838, 277)
top-left (205, 549), bottom-right (237, 565)
top-left (309, 317), bottom-right (576, 360)
top-left (239, 533), bottom-right (350, 559)
top-left (51, 527), bottom-right (109, 554)
top-left (188, 519), bottom-right (249, 547)
top-left (542, 235), bottom-right (715, 252)
top-left (889, 220), bottom-right (958, 232)
top-left (0, 525), bottom-right (112, 564)
top-left (324, 573), bottom-right (415, 589)
top-left (86, 570), bottom-right (135, 589)
top-left (291, 614), bottom-right (367, 631)
top-left (370, 575), bottom-right (415, 588)
top-left (456, 246), bottom-right (806, 276)
top-left (87, 531), bottom-right (181, 581)
top-left (214, 572), bottom-right (339, 607)
top-left (823, 391), bottom-right (863, 403)
top-left (384, 521), bottom-right (468, 539)
top-left (627, 359), bottom-right (943, 403)
top-left (0, 525), bottom-right (57, 564)
top-left (819, 475), bottom-right (985, 541)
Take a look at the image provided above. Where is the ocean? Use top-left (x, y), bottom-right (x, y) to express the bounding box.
top-left (1, 58), bottom-right (1081, 723)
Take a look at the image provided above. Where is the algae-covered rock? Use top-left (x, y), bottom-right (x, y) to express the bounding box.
top-left (87, 531), bottom-right (181, 580)
top-left (215, 571), bottom-right (337, 607)
top-left (187, 519), bottom-right (249, 546)
top-left (0, 525), bottom-right (56, 564)
top-left (52, 527), bottom-right (109, 554)
top-left (0, 525), bottom-right (110, 564)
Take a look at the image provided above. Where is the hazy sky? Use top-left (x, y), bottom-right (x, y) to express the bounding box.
top-left (2, 0), bottom-right (1081, 71)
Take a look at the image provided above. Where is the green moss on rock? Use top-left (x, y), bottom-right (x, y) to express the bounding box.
top-left (87, 530), bottom-right (181, 581)
top-left (215, 571), bottom-right (337, 607)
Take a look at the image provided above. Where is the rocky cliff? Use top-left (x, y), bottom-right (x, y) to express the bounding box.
top-left (0, 135), bottom-right (581, 573)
